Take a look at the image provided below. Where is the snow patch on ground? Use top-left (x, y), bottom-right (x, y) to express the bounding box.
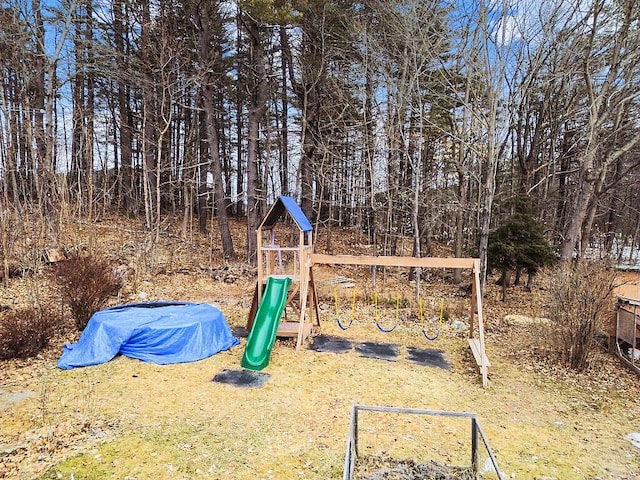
top-left (0, 391), bottom-right (35, 412)
top-left (626, 432), bottom-right (640, 449)
top-left (503, 314), bottom-right (549, 325)
top-left (481, 457), bottom-right (509, 478)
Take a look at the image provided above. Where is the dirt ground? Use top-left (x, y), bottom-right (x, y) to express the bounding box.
top-left (1, 218), bottom-right (640, 480)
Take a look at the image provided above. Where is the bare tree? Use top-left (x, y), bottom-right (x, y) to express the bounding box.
top-left (194, 1), bottom-right (236, 259)
top-left (557, 0), bottom-right (640, 260)
top-left (239, 5), bottom-right (271, 264)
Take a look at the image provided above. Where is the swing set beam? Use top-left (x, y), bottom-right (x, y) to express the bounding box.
top-left (311, 253), bottom-right (476, 270)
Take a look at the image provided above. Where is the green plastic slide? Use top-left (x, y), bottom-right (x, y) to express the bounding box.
top-left (241, 276), bottom-right (291, 371)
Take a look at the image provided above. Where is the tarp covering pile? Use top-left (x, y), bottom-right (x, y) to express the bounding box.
top-left (58, 302), bottom-right (239, 369)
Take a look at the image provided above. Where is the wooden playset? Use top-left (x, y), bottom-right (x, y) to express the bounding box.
top-left (247, 196), bottom-right (491, 387)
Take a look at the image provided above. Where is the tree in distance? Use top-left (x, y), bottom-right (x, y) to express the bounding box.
top-left (488, 211), bottom-right (557, 300)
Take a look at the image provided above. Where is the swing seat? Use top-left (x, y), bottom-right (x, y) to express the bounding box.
top-left (422, 329), bottom-right (439, 341)
top-left (336, 317), bottom-right (353, 331)
top-left (376, 321), bottom-right (397, 333)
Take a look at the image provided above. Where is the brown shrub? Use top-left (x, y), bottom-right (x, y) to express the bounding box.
top-left (52, 255), bottom-right (121, 331)
top-left (541, 260), bottom-right (617, 371)
top-left (0, 307), bottom-right (58, 359)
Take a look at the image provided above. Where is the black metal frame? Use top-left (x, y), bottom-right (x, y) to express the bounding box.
top-left (343, 403), bottom-right (504, 480)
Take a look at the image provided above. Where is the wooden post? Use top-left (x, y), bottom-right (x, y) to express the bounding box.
top-left (469, 261), bottom-right (477, 338)
top-left (471, 417), bottom-right (478, 474)
top-left (257, 225), bottom-right (264, 303)
top-left (473, 261), bottom-right (488, 387)
top-left (296, 237), bottom-right (308, 351)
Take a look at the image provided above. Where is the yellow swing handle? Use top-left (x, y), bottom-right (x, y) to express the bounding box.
top-left (351, 288), bottom-right (357, 317)
top-left (374, 291), bottom-right (378, 321)
top-left (394, 293), bottom-right (402, 328)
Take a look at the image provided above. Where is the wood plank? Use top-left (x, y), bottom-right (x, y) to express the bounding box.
top-left (468, 338), bottom-right (491, 367)
top-left (246, 282), bottom-right (259, 331)
top-left (45, 248), bottom-right (67, 263)
top-left (472, 266), bottom-right (489, 388)
top-left (261, 246), bottom-right (300, 252)
top-left (277, 322), bottom-right (312, 338)
top-left (618, 296), bottom-right (640, 306)
top-left (267, 274), bottom-right (300, 281)
top-left (311, 253), bottom-right (477, 269)
top-left (617, 308), bottom-right (640, 346)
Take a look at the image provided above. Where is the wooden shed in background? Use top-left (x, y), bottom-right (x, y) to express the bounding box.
top-left (610, 296), bottom-right (640, 375)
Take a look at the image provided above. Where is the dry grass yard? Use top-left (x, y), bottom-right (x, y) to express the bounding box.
top-left (1, 218), bottom-right (639, 479)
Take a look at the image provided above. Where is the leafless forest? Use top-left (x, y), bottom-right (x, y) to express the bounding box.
top-left (1, 0), bottom-right (639, 276)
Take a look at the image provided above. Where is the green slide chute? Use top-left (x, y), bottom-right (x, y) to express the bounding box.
top-left (241, 276), bottom-right (291, 371)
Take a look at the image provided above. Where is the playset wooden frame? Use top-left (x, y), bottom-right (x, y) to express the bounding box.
top-left (249, 197), bottom-right (491, 387)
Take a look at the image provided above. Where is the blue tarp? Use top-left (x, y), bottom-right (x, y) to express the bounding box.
top-left (58, 302), bottom-right (240, 369)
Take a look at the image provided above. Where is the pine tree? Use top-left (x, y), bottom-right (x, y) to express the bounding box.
top-left (488, 212), bottom-right (556, 300)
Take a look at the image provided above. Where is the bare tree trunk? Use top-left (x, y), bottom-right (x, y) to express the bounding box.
top-left (363, 55), bottom-right (376, 244)
top-left (560, 0), bottom-right (640, 260)
top-left (141, 0), bottom-right (156, 231)
top-left (242, 14), bottom-right (269, 265)
top-left (33, 4), bottom-right (50, 214)
top-left (453, 168), bottom-right (468, 284)
top-left (281, 16), bottom-right (316, 220)
top-left (202, 90), bottom-right (235, 260)
top-left (475, 0), bottom-right (507, 294)
top-left (278, 25), bottom-right (289, 197)
top-left (197, 108), bottom-right (210, 233)
top-left (114, 0), bottom-right (134, 214)
top-left (234, 12), bottom-right (244, 218)
top-left (36, 1), bottom-right (73, 228)
top-left (194, 4), bottom-right (235, 259)
top-left (85, 0), bottom-right (95, 219)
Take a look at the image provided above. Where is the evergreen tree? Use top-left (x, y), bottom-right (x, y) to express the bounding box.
top-left (488, 212), bottom-right (557, 300)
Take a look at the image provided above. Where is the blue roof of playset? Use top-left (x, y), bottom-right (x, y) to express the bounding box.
top-left (260, 196), bottom-right (313, 232)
